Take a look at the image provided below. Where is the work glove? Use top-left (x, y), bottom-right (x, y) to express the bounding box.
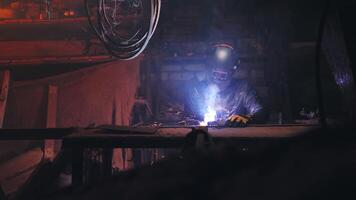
top-left (225, 114), bottom-right (251, 127)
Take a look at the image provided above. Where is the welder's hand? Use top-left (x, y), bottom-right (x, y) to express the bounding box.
top-left (225, 115), bottom-right (251, 127)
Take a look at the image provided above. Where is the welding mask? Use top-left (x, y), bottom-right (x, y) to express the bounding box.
top-left (208, 43), bottom-right (238, 82)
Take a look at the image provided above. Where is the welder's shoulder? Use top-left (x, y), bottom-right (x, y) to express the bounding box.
top-left (232, 79), bottom-right (252, 91)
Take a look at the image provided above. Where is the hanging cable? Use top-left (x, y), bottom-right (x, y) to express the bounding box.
top-left (84, 0), bottom-right (161, 60)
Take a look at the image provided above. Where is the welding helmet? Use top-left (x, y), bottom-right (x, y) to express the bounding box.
top-left (208, 43), bottom-right (239, 81)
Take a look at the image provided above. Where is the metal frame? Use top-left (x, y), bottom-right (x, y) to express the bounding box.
top-left (0, 125), bottom-right (319, 186)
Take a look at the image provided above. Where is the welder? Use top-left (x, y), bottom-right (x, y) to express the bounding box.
top-left (189, 43), bottom-right (262, 127)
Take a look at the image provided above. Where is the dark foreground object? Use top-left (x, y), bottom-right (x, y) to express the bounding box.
top-left (47, 126), bottom-right (356, 200)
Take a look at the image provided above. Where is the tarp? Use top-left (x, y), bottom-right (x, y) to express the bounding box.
top-left (5, 59), bottom-right (140, 128)
top-left (2, 59), bottom-right (141, 170)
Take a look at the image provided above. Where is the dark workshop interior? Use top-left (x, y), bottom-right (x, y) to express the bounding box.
top-left (0, 0), bottom-right (356, 199)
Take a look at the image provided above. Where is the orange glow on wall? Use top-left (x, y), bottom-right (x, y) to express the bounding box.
top-left (0, 9), bottom-right (14, 19)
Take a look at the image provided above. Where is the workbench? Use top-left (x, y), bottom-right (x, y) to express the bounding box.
top-left (0, 125), bottom-right (320, 187)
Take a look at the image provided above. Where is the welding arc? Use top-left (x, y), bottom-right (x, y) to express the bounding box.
top-left (85, 0), bottom-right (161, 60)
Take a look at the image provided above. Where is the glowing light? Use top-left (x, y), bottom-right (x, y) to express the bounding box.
top-left (200, 106), bottom-right (217, 126)
top-left (199, 84), bottom-right (219, 126)
top-left (216, 48), bottom-right (229, 61)
top-left (0, 9), bottom-right (14, 19)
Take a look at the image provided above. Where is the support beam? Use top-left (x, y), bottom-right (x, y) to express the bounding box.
top-left (44, 85), bottom-right (59, 161)
top-left (72, 147), bottom-right (83, 186)
top-left (46, 85), bottom-right (58, 128)
top-left (0, 128), bottom-right (74, 140)
top-left (0, 70), bottom-right (10, 128)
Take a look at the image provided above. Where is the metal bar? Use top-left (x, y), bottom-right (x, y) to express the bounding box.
top-left (154, 124), bottom-right (319, 128)
top-left (0, 128), bottom-right (75, 140)
top-left (62, 134), bottom-right (294, 149)
top-left (0, 70), bottom-right (10, 128)
top-left (63, 135), bottom-right (187, 148)
top-left (44, 85), bottom-right (59, 161)
top-left (0, 55), bottom-right (114, 67)
top-left (0, 125), bottom-right (319, 141)
top-left (0, 18), bottom-right (88, 25)
top-left (60, 125), bottom-right (320, 148)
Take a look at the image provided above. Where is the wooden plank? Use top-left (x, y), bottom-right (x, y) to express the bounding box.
top-left (0, 70), bottom-right (10, 128)
top-left (44, 85), bottom-right (59, 161)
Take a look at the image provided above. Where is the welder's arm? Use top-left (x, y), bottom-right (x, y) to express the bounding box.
top-left (225, 83), bottom-right (262, 127)
top-left (243, 84), bottom-right (262, 118)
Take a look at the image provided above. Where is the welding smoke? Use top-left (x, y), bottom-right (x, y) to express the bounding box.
top-left (200, 84), bottom-right (219, 126)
